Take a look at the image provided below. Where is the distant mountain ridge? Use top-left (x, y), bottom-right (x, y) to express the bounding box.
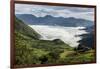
top-left (16, 14), bottom-right (93, 27)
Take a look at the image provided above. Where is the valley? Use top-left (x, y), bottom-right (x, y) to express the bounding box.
top-left (15, 16), bottom-right (95, 65)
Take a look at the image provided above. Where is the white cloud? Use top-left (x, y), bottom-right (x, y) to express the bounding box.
top-left (29, 25), bottom-right (88, 47)
top-left (15, 4), bottom-right (94, 21)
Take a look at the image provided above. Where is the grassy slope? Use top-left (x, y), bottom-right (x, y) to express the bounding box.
top-left (15, 17), bottom-right (95, 65)
top-left (15, 17), bottom-right (40, 39)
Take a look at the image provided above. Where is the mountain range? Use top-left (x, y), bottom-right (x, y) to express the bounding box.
top-left (16, 14), bottom-right (93, 27)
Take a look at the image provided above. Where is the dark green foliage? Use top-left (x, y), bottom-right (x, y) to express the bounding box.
top-left (15, 17), bottom-right (40, 39)
top-left (77, 31), bottom-right (94, 52)
top-left (59, 50), bottom-right (95, 64)
top-left (15, 16), bottom-right (95, 65)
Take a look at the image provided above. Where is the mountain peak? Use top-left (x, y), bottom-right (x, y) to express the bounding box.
top-left (44, 15), bottom-right (53, 18)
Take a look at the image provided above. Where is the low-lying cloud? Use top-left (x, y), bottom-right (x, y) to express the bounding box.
top-left (29, 25), bottom-right (88, 47)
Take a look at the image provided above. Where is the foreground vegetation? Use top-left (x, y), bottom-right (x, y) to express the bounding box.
top-left (15, 17), bottom-right (95, 65)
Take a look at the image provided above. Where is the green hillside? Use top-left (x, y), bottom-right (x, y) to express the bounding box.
top-left (15, 17), bottom-right (40, 39)
top-left (15, 17), bottom-right (95, 65)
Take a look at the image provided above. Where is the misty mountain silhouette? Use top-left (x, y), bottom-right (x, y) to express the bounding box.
top-left (16, 14), bottom-right (93, 27)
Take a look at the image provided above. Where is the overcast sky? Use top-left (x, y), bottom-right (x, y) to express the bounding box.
top-left (15, 4), bottom-right (94, 21)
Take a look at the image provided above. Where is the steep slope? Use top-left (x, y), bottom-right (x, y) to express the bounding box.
top-left (15, 17), bottom-right (40, 39)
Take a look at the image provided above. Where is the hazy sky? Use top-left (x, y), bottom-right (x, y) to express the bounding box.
top-left (15, 4), bottom-right (94, 21)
